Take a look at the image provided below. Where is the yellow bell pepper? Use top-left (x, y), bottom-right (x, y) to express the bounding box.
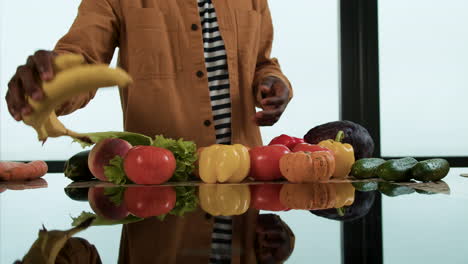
top-left (333, 183), bottom-right (355, 208)
top-left (199, 184), bottom-right (251, 216)
top-left (198, 144), bottom-right (250, 183)
top-left (318, 131), bottom-right (355, 178)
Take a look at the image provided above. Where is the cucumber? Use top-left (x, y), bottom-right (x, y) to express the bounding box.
top-left (351, 158), bottom-right (386, 179)
top-left (352, 181), bottom-right (379, 192)
top-left (376, 157), bottom-right (418, 182)
top-left (64, 187), bottom-right (90, 201)
top-left (411, 159), bottom-right (450, 182)
top-left (378, 182), bottom-right (415, 197)
top-left (64, 150), bottom-right (95, 182)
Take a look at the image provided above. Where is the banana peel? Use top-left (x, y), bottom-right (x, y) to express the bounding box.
top-left (20, 216), bottom-right (95, 264)
top-left (21, 54), bottom-right (133, 143)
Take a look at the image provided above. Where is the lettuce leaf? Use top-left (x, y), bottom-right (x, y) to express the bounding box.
top-left (171, 186), bottom-right (199, 216)
top-left (152, 135), bottom-right (198, 182)
top-left (104, 156), bottom-right (132, 185)
top-left (156, 186), bottom-right (199, 221)
top-left (103, 186), bottom-right (126, 206)
top-left (73, 131), bottom-right (153, 148)
top-left (71, 211), bottom-right (143, 226)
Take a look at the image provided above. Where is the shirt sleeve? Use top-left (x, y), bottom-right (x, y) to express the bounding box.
top-left (53, 0), bottom-right (121, 116)
top-left (252, 0), bottom-right (293, 109)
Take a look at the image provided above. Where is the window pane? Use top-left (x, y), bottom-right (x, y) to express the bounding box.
top-left (267, 1), bottom-right (341, 263)
top-left (0, 0), bottom-right (123, 161)
top-left (379, 0), bottom-right (468, 157)
top-left (262, 0), bottom-right (340, 143)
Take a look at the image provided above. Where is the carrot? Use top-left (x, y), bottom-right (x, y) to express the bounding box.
top-left (0, 161), bottom-right (48, 181)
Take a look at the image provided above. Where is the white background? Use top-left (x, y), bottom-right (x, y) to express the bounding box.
top-left (0, 0), bottom-right (123, 161)
top-left (379, 0), bottom-right (468, 157)
top-left (0, 0), bottom-right (341, 263)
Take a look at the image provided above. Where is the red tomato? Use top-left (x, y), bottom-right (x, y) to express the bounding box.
top-left (249, 145), bottom-right (291, 181)
top-left (292, 143), bottom-right (333, 153)
top-left (123, 146), bottom-right (176, 184)
top-left (250, 184), bottom-right (288, 211)
top-left (124, 186), bottom-right (176, 218)
top-left (268, 134), bottom-right (305, 150)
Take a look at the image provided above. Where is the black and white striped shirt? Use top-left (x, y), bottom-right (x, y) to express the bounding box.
top-left (198, 0), bottom-right (232, 145)
top-left (197, 0), bottom-right (233, 263)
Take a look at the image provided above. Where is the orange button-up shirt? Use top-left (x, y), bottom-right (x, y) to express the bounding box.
top-left (54, 0), bottom-right (292, 148)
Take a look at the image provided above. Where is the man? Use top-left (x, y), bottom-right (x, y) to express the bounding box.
top-left (5, 0), bottom-right (293, 263)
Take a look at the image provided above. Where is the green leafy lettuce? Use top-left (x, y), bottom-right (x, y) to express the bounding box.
top-left (103, 186), bottom-right (126, 206)
top-left (152, 135), bottom-right (198, 182)
top-left (71, 211), bottom-right (143, 227)
top-left (157, 186), bottom-right (199, 221)
top-left (104, 156), bottom-right (132, 185)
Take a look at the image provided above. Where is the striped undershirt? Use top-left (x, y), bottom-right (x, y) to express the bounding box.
top-left (197, 0), bottom-right (233, 263)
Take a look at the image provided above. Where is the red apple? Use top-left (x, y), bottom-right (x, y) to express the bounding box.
top-left (88, 138), bottom-right (132, 181)
top-left (249, 145), bottom-right (291, 181)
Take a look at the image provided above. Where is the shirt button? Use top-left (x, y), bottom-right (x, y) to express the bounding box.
top-left (204, 120), bottom-right (212, 127)
top-left (196, 70), bottom-right (204, 78)
top-left (191, 23), bottom-right (199, 31)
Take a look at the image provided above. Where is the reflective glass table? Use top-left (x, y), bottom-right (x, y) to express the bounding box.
top-left (1, 168), bottom-right (467, 264)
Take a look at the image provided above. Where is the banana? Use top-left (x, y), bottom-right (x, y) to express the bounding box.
top-left (53, 53), bottom-right (85, 72)
top-left (21, 217), bottom-right (94, 264)
top-left (21, 54), bottom-right (133, 142)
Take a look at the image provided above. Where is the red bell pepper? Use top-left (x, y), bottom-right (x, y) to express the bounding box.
top-left (268, 134), bottom-right (305, 150)
top-left (292, 143), bottom-right (333, 154)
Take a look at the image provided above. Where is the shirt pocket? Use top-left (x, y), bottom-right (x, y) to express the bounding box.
top-left (234, 9), bottom-right (261, 74)
top-left (126, 8), bottom-right (181, 80)
top-left (234, 9), bottom-right (261, 52)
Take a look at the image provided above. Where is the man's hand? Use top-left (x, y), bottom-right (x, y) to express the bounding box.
top-left (255, 214), bottom-right (294, 264)
top-left (5, 50), bottom-right (56, 121)
top-left (254, 76), bottom-right (290, 126)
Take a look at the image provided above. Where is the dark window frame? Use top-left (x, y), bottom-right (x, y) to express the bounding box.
top-left (340, 0), bottom-right (383, 264)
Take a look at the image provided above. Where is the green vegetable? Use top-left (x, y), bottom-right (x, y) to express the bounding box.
top-left (157, 186), bottom-right (199, 221)
top-left (104, 186), bottom-right (126, 206)
top-left (152, 135), bottom-right (198, 182)
top-left (64, 150), bottom-right (94, 181)
top-left (411, 159), bottom-right (450, 182)
top-left (71, 211), bottom-right (143, 227)
top-left (377, 157), bottom-right (418, 182)
top-left (378, 182), bottom-right (415, 197)
top-left (103, 156), bottom-right (132, 185)
top-left (352, 181), bottom-right (379, 192)
top-left (73, 131), bottom-right (153, 148)
top-left (351, 158), bottom-right (386, 179)
top-left (64, 187), bottom-right (89, 201)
